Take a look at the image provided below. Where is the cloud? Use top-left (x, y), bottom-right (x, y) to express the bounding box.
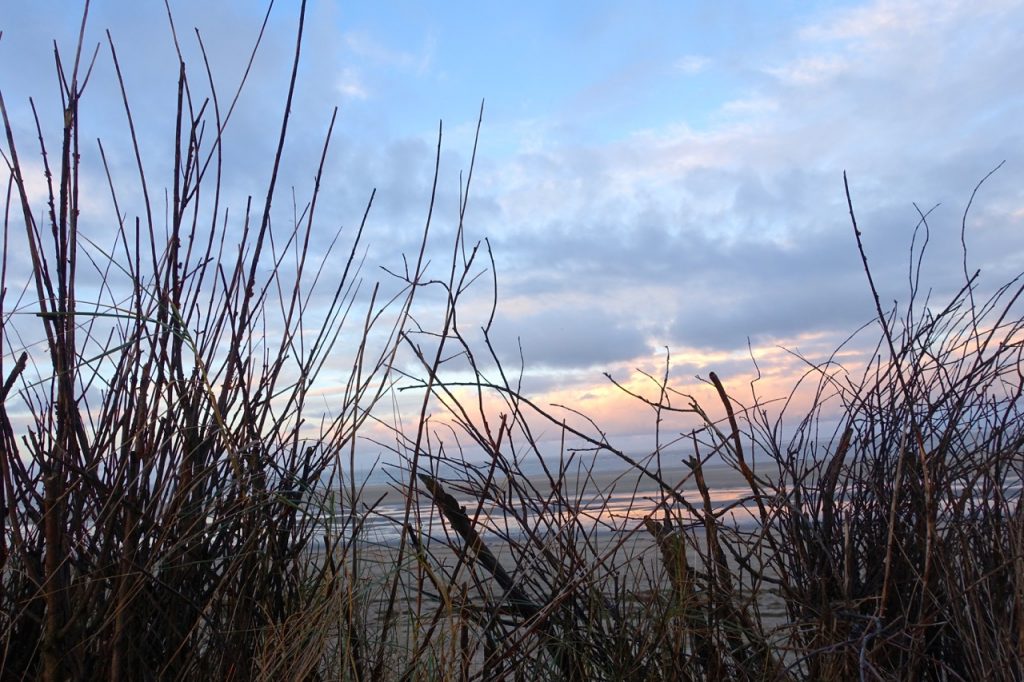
top-left (4, 0), bottom-right (1023, 450)
top-left (489, 304), bottom-right (652, 370)
top-left (798, 0), bottom-right (1017, 45)
top-left (673, 55), bottom-right (710, 75)
top-left (719, 96), bottom-right (779, 116)
top-left (763, 55), bottom-right (849, 86)
top-left (342, 30), bottom-right (435, 74)
top-left (335, 66), bottom-right (369, 99)
top-left (472, 0), bottom-right (1024, 387)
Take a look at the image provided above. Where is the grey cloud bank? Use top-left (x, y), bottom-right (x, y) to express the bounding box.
top-left (479, 1), bottom-right (1024, 371)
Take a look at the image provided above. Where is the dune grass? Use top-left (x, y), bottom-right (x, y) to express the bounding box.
top-left (2, 3), bottom-right (1022, 680)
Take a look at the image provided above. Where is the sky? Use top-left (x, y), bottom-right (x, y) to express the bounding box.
top-left (2, 1), bottom-right (1024, 459)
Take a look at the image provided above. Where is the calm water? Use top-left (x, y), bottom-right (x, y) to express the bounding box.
top-left (302, 463), bottom-right (758, 547)
top-left (296, 459), bottom-right (1022, 549)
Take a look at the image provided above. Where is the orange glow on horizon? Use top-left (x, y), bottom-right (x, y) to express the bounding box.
top-left (408, 330), bottom-right (875, 453)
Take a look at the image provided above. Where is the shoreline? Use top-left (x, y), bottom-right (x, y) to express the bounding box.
top-left (334, 460), bottom-right (755, 508)
top-left (305, 461), bottom-right (760, 548)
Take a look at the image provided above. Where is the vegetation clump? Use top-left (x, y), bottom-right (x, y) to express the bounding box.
top-left (2, 4), bottom-right (1021, 680)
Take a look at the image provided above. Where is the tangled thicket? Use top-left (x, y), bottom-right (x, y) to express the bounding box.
top-left (2, 3), bottom-right (1021, 680)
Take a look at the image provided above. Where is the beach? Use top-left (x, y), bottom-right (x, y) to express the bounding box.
top-left (301, 460), bottom-right (789, 676)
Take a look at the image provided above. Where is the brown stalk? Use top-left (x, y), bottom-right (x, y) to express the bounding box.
top-left (419, 473), bottom-right (541, 621)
